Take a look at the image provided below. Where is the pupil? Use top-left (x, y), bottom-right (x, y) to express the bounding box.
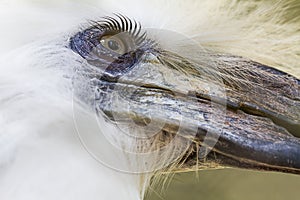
top-left (108, 40), bottom-right (120, 51)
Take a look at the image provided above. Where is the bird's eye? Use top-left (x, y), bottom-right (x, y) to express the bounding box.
top-left (70, 15), bottom-right (147, 58)
top-left (70, 14), bottom-right (151, 77)
top-left (99, 34), bottom-right (130, 55)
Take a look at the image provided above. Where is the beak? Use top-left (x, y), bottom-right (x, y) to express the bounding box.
top-left (75, 29), bottom-right (300, 175)
top-left (166, 53), bottom-right (300, 174)
top-left (169, 54), bottom-right (300, 174)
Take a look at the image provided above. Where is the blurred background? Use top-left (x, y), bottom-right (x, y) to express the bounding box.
top-left (147, 169), bottom-right (300, 200)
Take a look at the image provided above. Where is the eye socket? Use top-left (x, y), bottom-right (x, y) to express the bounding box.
top-left (100, 34), bottom-right (129, 55)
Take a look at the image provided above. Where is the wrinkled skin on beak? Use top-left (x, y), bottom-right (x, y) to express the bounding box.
top-left (71, 27), bottom-right (300, 175)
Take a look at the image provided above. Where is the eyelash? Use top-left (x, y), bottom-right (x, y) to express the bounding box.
top-left (88, 14), bottom-right (147, 45)
top-left (70, 14), bottom-right (153, 78)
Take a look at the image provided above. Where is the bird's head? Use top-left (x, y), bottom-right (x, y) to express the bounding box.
top-left (69, 14), bottom-right (300, 175)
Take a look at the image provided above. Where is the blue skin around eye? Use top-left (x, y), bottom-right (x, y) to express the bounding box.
top-left (70, 28), bottom-right (146, 78)
top-left (70, 29), bottom-right (102, 58)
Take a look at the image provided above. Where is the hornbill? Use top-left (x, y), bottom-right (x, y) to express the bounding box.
top-left (0, 0), bottom-right (299, 199)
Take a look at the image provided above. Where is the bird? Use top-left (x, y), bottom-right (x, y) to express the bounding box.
top-left (0, 0), bottom-right (299, 200)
